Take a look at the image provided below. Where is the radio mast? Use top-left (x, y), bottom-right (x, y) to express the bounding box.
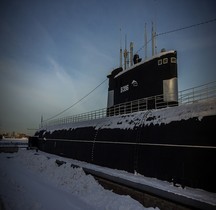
top-left (144, 22), bottom-right (147, 60)
top-left (119, 28), bottom-right (123, 68)
top-left (130, 42), bottom-right (133, 67)
top-left (151, 22), bottom-right (157, 56)
top-left (124, 34), bottom-right (128, 70)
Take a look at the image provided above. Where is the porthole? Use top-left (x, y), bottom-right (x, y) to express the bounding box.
top-left (163, 58), bottom-right (168, 64)
top-left (171, 57), bottom-right (177, 63)
top-left (158, 59), bottom-right (162, 65)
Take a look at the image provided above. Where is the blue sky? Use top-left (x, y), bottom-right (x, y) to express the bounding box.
top-left (0, 0), bottom-right (216, 134)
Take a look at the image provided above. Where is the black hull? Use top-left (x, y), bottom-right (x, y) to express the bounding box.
top-left (34, 100), bottom-right (216, 193)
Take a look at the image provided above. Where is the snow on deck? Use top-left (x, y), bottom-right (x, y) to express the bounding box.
top-left (42, 98), bottom-right (216, 133)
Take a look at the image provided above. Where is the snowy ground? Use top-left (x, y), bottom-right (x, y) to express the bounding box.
top-left (0, 148), bottom-right (158, 210)
top-left (1, 138), bottom-right (215, 210)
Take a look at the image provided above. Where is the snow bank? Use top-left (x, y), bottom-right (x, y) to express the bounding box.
top-left (62, 154), bottom-right (216, 207)
top-left (0, 149), bottom-right (158, 210)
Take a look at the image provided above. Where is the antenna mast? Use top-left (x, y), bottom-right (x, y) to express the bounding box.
top-left (130, 42), bottom-right (133, 67)
top-left (144, 22), bottom-right (147, 60)
top-left (151, 22), bottom-right (155, 56)
top-left (123, 34), bottom-right (128, 70)
top-left (119, 28), bottom-right (122, 68)
top-left (151, 22), bottom-right (157, 56)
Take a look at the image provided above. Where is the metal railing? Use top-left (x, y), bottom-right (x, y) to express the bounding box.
top-left (178, 81), bottom-right (216, 104)
top-left (40, 81), bottom-right (216, 129)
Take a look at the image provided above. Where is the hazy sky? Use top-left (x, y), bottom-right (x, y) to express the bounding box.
top-left (0, 0), bottom-right (216, 134)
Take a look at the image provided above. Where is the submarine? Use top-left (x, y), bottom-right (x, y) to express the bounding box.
top-left (30, 38), bottom-right (216, 193)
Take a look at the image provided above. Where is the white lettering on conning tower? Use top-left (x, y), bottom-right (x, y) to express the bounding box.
top-left (120, 84), bottom-right (129, 93)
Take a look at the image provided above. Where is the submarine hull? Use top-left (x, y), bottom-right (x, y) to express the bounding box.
top-left (34, 99), bottom-right (216, 193)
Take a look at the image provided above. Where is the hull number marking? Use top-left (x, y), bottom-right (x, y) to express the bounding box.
top-left (120, 84), bottom-right (129, 93)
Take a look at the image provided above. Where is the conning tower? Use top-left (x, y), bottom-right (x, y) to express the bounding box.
top-left (107, 49), bottom-right (178, 111)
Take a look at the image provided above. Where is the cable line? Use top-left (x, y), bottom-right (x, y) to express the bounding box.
top-left (136, 18), bottom-right (216, 54)
top-left (43, 78), bottom-right (108, 122)
top-left (156, 18), bottom-right (216, 37)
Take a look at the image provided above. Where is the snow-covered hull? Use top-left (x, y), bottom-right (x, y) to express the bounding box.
top-left (33, 99), bottom-right (216, 193)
